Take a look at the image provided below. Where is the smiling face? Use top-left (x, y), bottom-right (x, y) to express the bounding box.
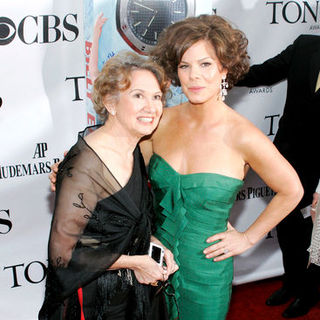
top-left (177, 40), bottom-right (227, 105)
top-left (109, 69), bottom-right (163, 139)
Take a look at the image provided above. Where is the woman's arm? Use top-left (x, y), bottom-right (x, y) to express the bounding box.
top-left (204, 121), bottom-right (303, 261)
top-left (109, 236), bottom-right (178, 284)
top-left (108, 254), bottom-right (168, 284)
top-left (88, 13), bottom-right (107, 82)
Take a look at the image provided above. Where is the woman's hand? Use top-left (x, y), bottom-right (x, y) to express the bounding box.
top-left (150, 236), bottom-right (179, 276)
top-left (49, 162), bottom-right (59, 192)
top-left (163, 246), bottom-right (179, 275)
top-left (203, 222), bottom-right (253, 262)
top-left (49, 151), bottom-right (67, 192)
top-left (132, 255), bottom-right (168, 285)
top-left (94, 13), bottom-right (107, 38)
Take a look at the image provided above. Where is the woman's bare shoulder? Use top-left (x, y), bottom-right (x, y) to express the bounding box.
top-left (225, 106), bottom-right (269, 148)
top-left (156, 103), bottom-right (184, 132)
top-left (162, 104), bottom-right (184, 120)
top-left (139, 104), bottom-right (183, 165)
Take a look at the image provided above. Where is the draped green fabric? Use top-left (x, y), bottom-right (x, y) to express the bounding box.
top-left (149, 153), bottom-right (244, 320)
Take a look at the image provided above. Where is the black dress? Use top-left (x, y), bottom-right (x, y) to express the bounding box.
top-left (39, 126), bottom-right (154, 320)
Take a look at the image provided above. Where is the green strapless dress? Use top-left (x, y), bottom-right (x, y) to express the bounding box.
top-left (149, 153), bottom-right (244, 320)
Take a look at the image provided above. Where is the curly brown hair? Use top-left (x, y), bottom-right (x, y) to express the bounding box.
top-left (149, 15), bottom-right (250, 89)
top-left (92, 51), bottom-right (169, 122)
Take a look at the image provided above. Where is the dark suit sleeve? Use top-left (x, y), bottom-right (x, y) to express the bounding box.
top-left (236, 37), bottom-right (300, 87)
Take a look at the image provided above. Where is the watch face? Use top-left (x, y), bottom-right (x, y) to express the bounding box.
top-left (116, 0), bottom-right (195, 55)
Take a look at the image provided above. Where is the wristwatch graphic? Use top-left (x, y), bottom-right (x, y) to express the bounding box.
top-left (116, 0), bottom-right (196, 55)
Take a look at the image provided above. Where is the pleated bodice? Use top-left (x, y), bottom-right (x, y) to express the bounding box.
top-left (149, 153), bottom-right (243, 320)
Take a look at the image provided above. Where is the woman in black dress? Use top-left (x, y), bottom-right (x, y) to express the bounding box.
top-left (39, 51), bottom-right (178, 320)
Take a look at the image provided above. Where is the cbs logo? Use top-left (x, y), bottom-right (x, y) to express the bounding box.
top-left (0, 14), bottom-right (79, 45)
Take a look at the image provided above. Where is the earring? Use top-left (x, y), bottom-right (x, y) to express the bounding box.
top-left (220, 76), bottom-right (228, 101)
top-left (109, 109), bottom-right (116, 116)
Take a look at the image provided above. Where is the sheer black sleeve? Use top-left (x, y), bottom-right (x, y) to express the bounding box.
top-left (46, 137), bottom-right (138, 301)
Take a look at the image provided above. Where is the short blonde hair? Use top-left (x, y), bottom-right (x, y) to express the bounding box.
top-left (92, 51), bottom-right (169, 122)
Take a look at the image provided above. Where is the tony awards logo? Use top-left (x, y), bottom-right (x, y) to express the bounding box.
top-left (266, 1), bottom-right (319, 24)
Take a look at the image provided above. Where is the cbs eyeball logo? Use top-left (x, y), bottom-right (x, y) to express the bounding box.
top-left (0, 14), bottom-right (79, 46)
top-left (0, 17), bottom-right (15, 45)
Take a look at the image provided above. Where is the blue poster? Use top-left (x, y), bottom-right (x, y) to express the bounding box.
top-left (83, 0), bottom-right (213, 124)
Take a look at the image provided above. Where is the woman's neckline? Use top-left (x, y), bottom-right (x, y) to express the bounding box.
top-left (150, 152), bottom-right (244, 182)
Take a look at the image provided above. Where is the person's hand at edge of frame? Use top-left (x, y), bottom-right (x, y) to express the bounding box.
top-left (49, 151), bottom-right (67, 192)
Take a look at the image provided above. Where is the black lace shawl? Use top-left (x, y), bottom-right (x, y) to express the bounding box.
top-left (39, 126), bottom-right (153, 319)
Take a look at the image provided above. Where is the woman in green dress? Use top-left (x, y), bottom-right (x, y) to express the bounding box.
top-left (140, 15), bottom-right (303, 319)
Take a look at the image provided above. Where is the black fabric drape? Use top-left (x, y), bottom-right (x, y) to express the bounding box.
top-left (39, 126), bottom-right (153, 319)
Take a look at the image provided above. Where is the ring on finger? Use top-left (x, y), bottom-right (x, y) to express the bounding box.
top-left (224, 248), bottom-right (229, 254)
top-left (150, 281), bottom-right (158, 286)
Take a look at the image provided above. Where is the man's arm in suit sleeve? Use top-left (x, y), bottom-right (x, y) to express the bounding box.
top-left (236, 37), bottom-right (298, 87)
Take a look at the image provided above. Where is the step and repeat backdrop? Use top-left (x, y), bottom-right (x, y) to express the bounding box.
top-left (1, 0), bottom-right (318, 319)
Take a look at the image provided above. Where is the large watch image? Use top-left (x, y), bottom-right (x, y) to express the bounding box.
top-left (116, 0), bottom-right (196, 55)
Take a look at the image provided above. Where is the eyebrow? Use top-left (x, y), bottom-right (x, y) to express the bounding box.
top-left (129, 88), bottom-right (162, 94)
top-left (179, 56), bottom-right (213, 64)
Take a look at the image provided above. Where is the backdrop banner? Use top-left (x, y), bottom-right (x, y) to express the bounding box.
top-left (0, 0), bottom-right (318, 319)
top-left (0, 1), bottom-right (86, 319)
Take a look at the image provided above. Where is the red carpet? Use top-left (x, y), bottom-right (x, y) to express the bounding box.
top-left (227, 277), bottom-right (320, 320)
